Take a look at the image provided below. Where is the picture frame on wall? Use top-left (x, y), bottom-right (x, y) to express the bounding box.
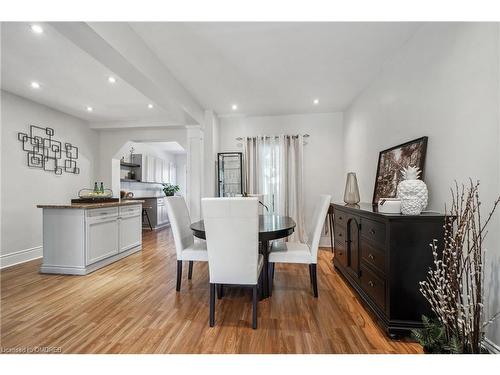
top-left (372, 136), bottom-right (428, 205)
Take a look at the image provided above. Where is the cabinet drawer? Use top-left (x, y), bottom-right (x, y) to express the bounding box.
top-left (334, 210), bottom-right (347, 228)
top-left (360, 218), bottom-right (386, 246)
top-left (86, 207), bottom-right (119, 221)
top-left (335, 225), bottom-right (346, 243)
top-left (119, 205), bottom-right (142, 217)
top-left (360, 264), bottom-right (386, 309)
top-left (360, 241), bottom-right (385, 274)
top-left (334, 240), bottom-right (347, 267)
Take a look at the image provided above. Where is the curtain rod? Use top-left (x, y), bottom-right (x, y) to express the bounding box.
top-left (235, 134), bottom-right (310, 141)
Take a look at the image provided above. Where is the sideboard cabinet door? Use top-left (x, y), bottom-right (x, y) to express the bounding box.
top-left (346, 216), bottom-right (361, 277)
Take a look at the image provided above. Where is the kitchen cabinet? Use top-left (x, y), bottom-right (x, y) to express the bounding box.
top-left (131, 154), bottom-right (174, 184)
top-left (132, 197), bottom-right (170, 230)
top-left (169, 163), bottom-right (176, 184)
top-left (162, 160), bottom-right (170, 183)
top-left (156, 197), bottom-right (169, 226)
top-left (146, 156), bottom-right (155, 183)
top-left (155, 158), bottom-right (163, 183)
top-left (38, 202), bottom-right (143, 275)
top-left (86, 207), bottom-right (120, 265)
top-left (118, 205), bottom-right (142, 252)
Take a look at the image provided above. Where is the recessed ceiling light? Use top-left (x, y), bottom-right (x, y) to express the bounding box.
top-left (231, 104), bottom-right (238, 110)
top-left (108, 76), bottom-right (116, 84)
top-left (30, 81), bottom-right (40, 89)
top-left (313, 99), bottom-right (320, 105)
top-left (30, 24), bottom-right (44, 34)
top-left (148, 103), bottom-right (154, 109)
top-left (86, 106), bottom-right (93, 112)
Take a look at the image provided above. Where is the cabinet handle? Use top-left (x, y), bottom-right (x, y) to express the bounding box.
top-left (369, 281), bottom-right (375, 287)
top-left (338, 232), bottom-right (342, 237)
top-left (339, 216), bottom-right (343, 220)
top-left (370, 229), bottom-right (376, 235)
top-left (368, 253), bottom-right (375, 260)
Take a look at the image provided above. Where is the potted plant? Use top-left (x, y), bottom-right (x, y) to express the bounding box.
top-left (162, 183), bottom-right (180, 197)
top-left (413, 180), bottom-right (500, 353)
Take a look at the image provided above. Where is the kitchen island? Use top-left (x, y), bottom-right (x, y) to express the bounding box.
top-left (37, 200), bottom-right (144, 275)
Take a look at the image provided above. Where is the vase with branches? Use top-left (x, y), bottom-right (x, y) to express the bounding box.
top-left (414, 180), bottom-right (500, 353)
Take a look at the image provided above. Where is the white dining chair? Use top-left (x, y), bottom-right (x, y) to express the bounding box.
top-left (248, 194), bottom-right (265, 214)
top-left (268, 194), bottom-right (332, 297)
top-left (202, 197), bottom-right (263, 329)
top-left (165, 196), bottom-right (207, 292)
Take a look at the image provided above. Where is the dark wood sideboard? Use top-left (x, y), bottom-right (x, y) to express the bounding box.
top-left (331, 203), bottom-right (446, 337)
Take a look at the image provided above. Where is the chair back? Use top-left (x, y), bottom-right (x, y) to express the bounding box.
top-left (165, 196), bottom-right (194, 259)
top-left (307, 194), bottom-right (332, 263)
top-left (202, 197), bottom-right (259, 285)
top-left (247, 194), bottom-right (265, 214)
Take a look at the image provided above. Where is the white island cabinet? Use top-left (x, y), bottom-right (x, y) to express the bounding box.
top-left (37, 201), bottom-right (143, 275)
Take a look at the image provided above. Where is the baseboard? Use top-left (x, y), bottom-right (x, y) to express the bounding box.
top-left (40, 245), bottom-right (142, 275)
top-left (483, 337), bottom-right (500, 354)
top-left (319, 236), bottom-right (332, 248)
top-left (0, 246), bottom-right (43, 269)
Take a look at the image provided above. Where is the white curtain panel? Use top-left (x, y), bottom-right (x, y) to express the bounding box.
top-left (243, 135), bottom-right (307, 243)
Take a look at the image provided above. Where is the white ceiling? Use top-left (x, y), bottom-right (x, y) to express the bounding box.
top-left (1, 22), bottom-right (422, 123)
top-left (0, 22), bottom-right (174, 122)
top-left (131, 22), bottom-right (421, 116)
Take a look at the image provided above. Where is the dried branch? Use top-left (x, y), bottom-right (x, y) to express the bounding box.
top-left (419, 180), bottom-right (500, 353)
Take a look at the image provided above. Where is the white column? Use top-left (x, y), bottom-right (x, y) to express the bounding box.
top-left (186, 126), bottom-right (203, 221)
top-left (202, 110), bottom-right (220, 198)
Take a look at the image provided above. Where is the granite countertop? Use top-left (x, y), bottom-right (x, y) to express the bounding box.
top-left (37, 200), bottom-right (145, 209)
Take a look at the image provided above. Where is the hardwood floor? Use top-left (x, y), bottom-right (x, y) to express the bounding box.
top-left (0, 228), bottom-right (422, 354)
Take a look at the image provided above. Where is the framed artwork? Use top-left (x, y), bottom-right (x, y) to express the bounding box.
top-left (372, 136), bottom-right (428, 204)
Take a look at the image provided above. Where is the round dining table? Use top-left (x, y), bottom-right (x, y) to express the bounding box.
top-left (190, 214), bottom-right (296, 299)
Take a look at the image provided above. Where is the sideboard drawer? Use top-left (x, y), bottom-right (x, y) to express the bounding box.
top-left (335, 225), bottom-right (346, 243)
top-left (360, 241), bottom-right (385, 274)
top-left (360, 218), bottom-right (386, 246)
top-left (334, 240), bottom-right (348, 267)
top-left (334, 211), bottom-right (348, 228)
top-left (360, 264), bottom-right (386, 309)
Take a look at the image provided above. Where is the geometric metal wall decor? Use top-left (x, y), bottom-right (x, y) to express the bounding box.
top-left (17, 125), bottom-right (79, 175)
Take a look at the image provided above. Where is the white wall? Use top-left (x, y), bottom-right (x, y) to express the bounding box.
top-left (219, 112), bottom-right (344, 246)
top-left (343, 23), bottom-right (500, 346)
top-left (0, 91), bottom-right (99, 267)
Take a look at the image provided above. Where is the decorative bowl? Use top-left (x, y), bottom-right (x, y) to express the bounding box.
top-left (78, 188), bottom-right (114, 200)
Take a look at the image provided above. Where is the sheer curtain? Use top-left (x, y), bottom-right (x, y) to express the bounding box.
top-left (243, 135), bottom-right (307, 243)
